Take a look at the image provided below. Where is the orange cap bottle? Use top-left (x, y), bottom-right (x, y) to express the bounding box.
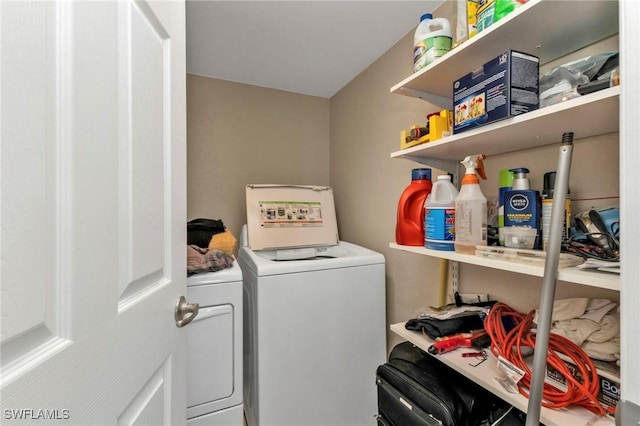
top-left (396, 168), bottom-right (432, 246)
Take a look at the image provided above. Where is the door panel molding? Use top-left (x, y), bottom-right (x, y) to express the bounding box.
top-left (1, 0), bottom-right (74, 382)
top-left (117, 0), bottom-right (172, 305)
top-left (117, 357), bottom-right (172, 426)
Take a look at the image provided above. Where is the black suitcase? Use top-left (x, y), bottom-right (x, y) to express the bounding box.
top-left (376, 342), bottom-right (524, 426)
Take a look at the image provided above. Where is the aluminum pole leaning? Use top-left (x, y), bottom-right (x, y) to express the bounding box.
top-left (525, 132), bottom-right (574, 426)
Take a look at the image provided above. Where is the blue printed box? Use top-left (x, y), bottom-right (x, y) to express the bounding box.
top-left (453, 50), bottom-right (539, 134)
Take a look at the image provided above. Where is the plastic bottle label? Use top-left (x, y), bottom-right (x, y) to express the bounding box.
top-left (414, 35), bottom-right (452, 71)
top-left (455, 200), bottom-right (487, 244)
top-left (425, 207), bottom-right (456, 242)
top-left (541, 198), bottom-right (571, 250)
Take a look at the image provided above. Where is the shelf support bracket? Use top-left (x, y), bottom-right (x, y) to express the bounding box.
top-left (451, 260), bottom-right (458, 301)
top-left (400, 156), bottom-right (457, 175)
top-left (395, 87), bottom-right (451, 110)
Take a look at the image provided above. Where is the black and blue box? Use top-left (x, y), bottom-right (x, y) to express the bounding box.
top-left (453, 50), bottom-right (539, 134)
top-left (546, 358), bottom-right (620, 412)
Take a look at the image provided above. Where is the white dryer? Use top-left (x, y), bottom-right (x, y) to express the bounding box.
top-left (238, 231), bottom-right (386, 426)
top-left (186, 261), bottom-right (243, 426)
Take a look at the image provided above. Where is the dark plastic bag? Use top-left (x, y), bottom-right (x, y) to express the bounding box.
top-left (187, 218), bottom-right (225, 248)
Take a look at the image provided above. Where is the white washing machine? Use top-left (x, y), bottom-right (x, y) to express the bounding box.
top-left (238, 228), bottom-right (386, 426)
top-left (186, 261), bottom-right (243, 426)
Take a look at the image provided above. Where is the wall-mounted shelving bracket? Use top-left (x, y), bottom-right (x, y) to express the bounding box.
top-left (392, 87), bottom-right (451, 110)
top-left (398, 156), bottom-right (457, 175)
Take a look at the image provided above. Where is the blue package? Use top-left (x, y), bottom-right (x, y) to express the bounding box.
top-left (453, 50), bottom-right (539, 134)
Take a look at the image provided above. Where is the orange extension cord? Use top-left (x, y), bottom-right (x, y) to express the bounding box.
top-left (484, 303), bottom-right (614, 416)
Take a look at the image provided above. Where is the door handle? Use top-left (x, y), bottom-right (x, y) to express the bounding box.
top-left (175, 296), bottom-right (199, 328)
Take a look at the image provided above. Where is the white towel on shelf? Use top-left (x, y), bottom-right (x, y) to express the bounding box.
top-left (534, 297), bottom-right (620, 361)
top-left (579, 298), bottom-right (618, 323)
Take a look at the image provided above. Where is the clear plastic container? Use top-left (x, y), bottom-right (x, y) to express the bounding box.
top-left (502, 226), bottom-right (537, 249)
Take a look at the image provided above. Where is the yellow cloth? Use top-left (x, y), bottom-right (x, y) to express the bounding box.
top-left (208, 229), bottom-right (237, 256)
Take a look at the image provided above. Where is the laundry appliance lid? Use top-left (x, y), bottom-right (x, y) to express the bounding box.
top-left (237, 240), bottom-right (384, 277)
top-left (187, 259), bottom-right (243, 287)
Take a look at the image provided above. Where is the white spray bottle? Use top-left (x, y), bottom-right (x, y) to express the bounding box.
top-left (455, 154), bottom-right (488, 254)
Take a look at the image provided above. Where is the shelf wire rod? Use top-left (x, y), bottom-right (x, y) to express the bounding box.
top-left (451, 164), bottom-right (459, 303)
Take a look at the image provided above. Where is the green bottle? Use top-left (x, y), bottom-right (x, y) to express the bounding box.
top-left (495, 0), bottom-right (525, 23)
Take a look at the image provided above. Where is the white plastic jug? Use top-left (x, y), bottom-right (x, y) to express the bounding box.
top-left (413, 14), bottom-right (452, 72)
top-left (424, 175), bottom-right (459, 251)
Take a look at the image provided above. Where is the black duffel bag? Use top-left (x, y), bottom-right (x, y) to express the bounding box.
top-left (376, 342), bottom-right (525, 426)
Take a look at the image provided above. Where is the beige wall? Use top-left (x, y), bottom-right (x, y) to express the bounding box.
top-left (187, 21), bottom-right (620, 353)
top-left (186, 75), bottom-right (330, 241)
top-left (330, 30), bottom-right (450, 350)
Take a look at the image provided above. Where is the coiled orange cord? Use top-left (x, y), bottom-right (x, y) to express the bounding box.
top-left (484, 303), bottom-right (614, 416)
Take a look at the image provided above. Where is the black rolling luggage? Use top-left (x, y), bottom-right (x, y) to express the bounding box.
top-left (376, 342), bottom-right (524, 426)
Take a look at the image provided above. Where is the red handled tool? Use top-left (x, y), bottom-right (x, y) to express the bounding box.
top-left (427, 330), bottom-right (488, 355)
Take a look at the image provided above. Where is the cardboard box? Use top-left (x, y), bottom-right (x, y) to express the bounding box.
top-left (400, 110), bottom-right (453, 150)
top-left (245, 184), bottom-right (339, 250)
top-left (545, 357), bottom-right (620, 412)
top-left (453, 50), bottom-right (539, 134)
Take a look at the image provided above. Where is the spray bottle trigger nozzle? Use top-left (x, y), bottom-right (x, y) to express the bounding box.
top-left (476, 155), bottom-right (487, 180)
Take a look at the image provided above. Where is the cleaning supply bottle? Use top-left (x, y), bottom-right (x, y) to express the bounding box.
top-left (541, 171), bottom-right (571, 251)
top-left (424, 174), bottom-right (459, 251)
top-left (413, 14), bottom-right (452, 73)
top-left (498, 169), bottom-right (515, 245)
top-left (455, 155), bottom-right (487, 254)
top-left (504, 168), bottom-right (542, 249)
top-left (396, 168), bottom-right (432, 246)
top-left (495, 0), bottom-right (527, 22)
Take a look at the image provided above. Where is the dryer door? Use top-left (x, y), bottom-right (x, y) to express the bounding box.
top-left (187, 304), bottom-right (234, 417)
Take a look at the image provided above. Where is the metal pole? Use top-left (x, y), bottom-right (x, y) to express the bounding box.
top-left (525, 132), bottom-right (574, 425)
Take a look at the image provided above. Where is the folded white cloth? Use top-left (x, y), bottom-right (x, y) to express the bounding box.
top-left (551, 319), bottom-right (600, 346)
top-left (583, 336), bottom-right (621, 362)
top-left (551, 312), bottom-right (619, 345)
top-left (579, 298), bottom-right (618, 323)
top-left (535, 298), bottom-right (620, 361)
top-left (534, 297), bottom-right (589, 323)
top-left (587, 313), bottom-right (620, 343)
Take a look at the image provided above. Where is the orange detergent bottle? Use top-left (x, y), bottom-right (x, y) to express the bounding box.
top-left (396, 168), bottom-right (432, 246)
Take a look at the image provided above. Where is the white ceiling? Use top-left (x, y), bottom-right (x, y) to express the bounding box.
top-left (186, 1), bottom-right (444, 98)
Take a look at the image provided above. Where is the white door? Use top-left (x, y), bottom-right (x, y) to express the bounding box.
top-left (1, 1), bottom-right (188, 424)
